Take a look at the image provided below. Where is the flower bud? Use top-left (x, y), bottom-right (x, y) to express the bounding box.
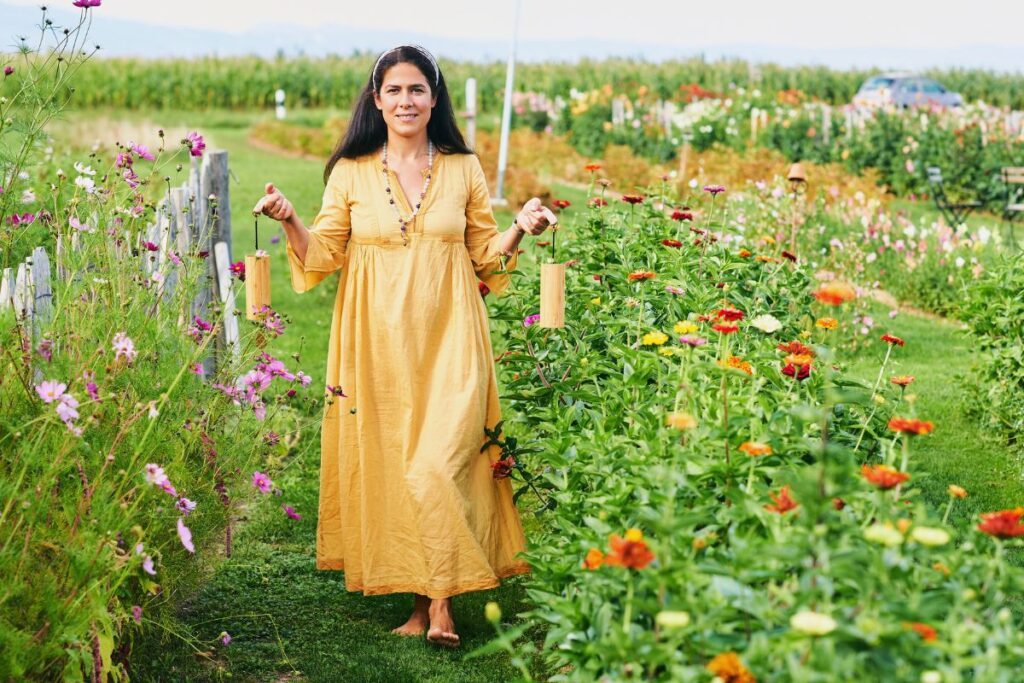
top-left (484, 601), bottom-right (501, 623)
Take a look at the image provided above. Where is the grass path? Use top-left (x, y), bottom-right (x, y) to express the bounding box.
top-left (125, 120), bottom-right (1023, 681)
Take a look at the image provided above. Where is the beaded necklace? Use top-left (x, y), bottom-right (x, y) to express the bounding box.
top-left (381, 140), bottom-right (433, 246)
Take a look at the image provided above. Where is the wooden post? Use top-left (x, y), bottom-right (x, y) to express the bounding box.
top-left (29, 247), bottom-right (52, 336)
top-left (678, 132), bottom-right (693, 188)
top-left (822, 105), bottom-right (831, 144)
top-left (201, 151), bottom-right (233, 374)
top-left (539, 262), bottom-right (565, 328)
top-left (13, 262), bottom-right (31, 322)
top-left (464, 77), bottom-right (477, 151)
top-left (0, 267), bottom-right (14, 312)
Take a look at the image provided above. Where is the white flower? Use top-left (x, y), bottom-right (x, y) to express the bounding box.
top-left (21, 189), bottom-right (35, 204)
top-left (790, 610), bottom-right (837, 636)
top-left (74, 162), bottom-right (96, 176)
top-left (921, 671), bottom-right (941, 683)
top-left (749, 314), bottom-right (782, 334)
top-left (954, 257), bottom-right (965, 268)
top-left (977, 226), bottom-right (991, 245)
top-left (75, 176), bottom-right (96, 193)
top-left (911, 526), bottom-right (951, 547)
top-left (148, 400), bottom-right (159, 418)
top-left (144, 463), bottom-right (168, 486)
top-left (864, 523), bottom-right (903, 547)
top-left (655, 611), bottom-right (691, 628)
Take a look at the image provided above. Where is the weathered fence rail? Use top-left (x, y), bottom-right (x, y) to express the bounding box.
top-left (0, 149), bottom-right (239, 376)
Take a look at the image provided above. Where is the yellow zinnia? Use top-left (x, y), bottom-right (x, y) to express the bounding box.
top-left (642, 331), bottom-right (669, 346)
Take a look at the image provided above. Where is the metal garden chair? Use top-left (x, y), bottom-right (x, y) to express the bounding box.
top-left (926, 166), bottom-right (981, 227)
top-left (1000, 166), bottom-right (1024, 248)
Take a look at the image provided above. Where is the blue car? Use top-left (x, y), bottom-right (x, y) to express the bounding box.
top-left (853, 73), bottom-right (964, 109)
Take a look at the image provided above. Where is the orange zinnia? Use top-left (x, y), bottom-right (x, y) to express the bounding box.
top-left (903, 621), bottom-right (938, 642)
top-left (627, 270), bottom-right (655, 281)
top-left (888, 417), bottom-right (934, 435)
top-left (582, 548), bottom-right (605, 570)
top-left (812, 282), bottom-right (857, 305)
top-left (604, 529), bottom-right (655, 570)
top-left (948, 484), bottom-right (967, 499)
top-left (719, 355), bottom-right (753, 375)
top-left (765, 485), bottom-right (798, 514)
top-left (890, 375), bottom-right (915, 387)
top-left (712, 323), bottom-right (739, 335)
top-left (978, 508), bottom-right (1024, 538)
top-left (584, 163), bottom-right (602, 172)
top-left (861, 463), bottom-right (910, 489)
top-left (815, 317), bottom-right (839, 330)
top-left (739, 441), bottom-right (772, 456)
top-left (777, 340), bottom-right (815, 357)
top-left (706, 651), bottom-right (756, 683)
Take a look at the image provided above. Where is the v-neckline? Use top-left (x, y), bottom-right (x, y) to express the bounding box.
top-left (386, 155), bottom-right (437, 215)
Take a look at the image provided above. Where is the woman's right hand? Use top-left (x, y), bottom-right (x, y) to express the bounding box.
top-left (252, 182), bottom-right (295, 222)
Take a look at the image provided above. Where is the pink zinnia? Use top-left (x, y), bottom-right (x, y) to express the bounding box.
top-left (184, 131), bottom-right (206, 158)
top-left (703, 184), bottom-right (726, 195)
top-left (176, 517), bottom-right (195, 553)
top-left (252, 471), bottom-right (273, 494)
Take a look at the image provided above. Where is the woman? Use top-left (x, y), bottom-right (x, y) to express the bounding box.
top-left (253, 44), bottom-right (555, 648)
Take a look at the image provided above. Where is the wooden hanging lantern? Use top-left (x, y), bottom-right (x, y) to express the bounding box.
top-left (245, 215), bottom-right (271, 320)
top-left (539, 216), bottom-right (564, 328)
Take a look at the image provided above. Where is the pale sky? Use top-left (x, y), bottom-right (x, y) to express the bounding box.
top-left (4, 0), bottom-right (1023, 47)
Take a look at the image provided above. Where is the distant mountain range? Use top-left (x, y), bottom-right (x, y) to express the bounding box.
top-left (2, 1), bottom-right (1023, 72)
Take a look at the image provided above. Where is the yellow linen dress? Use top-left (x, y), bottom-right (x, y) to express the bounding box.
top-left (285, 150), bottom-right (531, 598)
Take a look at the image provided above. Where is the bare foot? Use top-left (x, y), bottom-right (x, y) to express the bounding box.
top-left (391, 594), bottom-right (430, 637)
top-left (426, 597), bottom-right (460, 648)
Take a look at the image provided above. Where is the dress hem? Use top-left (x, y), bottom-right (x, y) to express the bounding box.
top-left (315, 559), bottom-right (532, 598)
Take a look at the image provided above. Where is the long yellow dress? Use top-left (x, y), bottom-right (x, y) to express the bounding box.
top-left (285, 150), bottom-right (531, 598)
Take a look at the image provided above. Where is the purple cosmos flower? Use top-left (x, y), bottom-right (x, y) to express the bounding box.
top-left (176, 517), bottom-right (195, 553)
top-left (73, 0), bottom-right (102, 7)
top-left (219, 631), bottom-right (232, 646)
top-left (190, 362), bottom-right (206, 376)
top-left (167, 250), bottom-right (182, 265)
top-left (37, 339), bottom-right (53, 362)
top-left (678, 335), bottom-right (708, 347)
top-left (703, 184), bottom-right (726, 195)
top-left (144, 463), bottom-right (168, 486)
top-left (160, 479), bottom-right (178, 497)
top-left (35, 380), bottom-right (68, 404)
top-left (122, 168), bottom-right (140, 189)
top-left (251, 471), bottom-right (273, 494)
top-left (86, 381), bottom-right (99, 401)
top-left (115, 152), bottom-right (133, 169)
top-left (522, 313), bottom-right (541, 328)
top-left (229, 260), bottom-right (245, 281)
top-left (9, 212), bottom-right (35, 226)
top-left (295, 371), bottom-right (312, 387)
top-left (131, 605), bottom-right (143, 624)
top-left (112, 332), bottom-right (137, 363)
top-left (176, 497), bottom-right (197, 516)
top-left (282, 504), bottom-right (302, 520)
top-left (184, 131), bottom-right (206, 158)
top-left (129, 141), bottom-right (154, 161)
top-left (259, 356), bottom-right (295, 382)
top-left (142, 555), bottom-right (156, 575)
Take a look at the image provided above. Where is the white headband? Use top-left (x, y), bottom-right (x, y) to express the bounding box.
top-left (372, 44), bottom-right (440, 92)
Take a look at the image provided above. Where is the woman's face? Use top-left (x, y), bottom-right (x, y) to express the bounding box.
top-left (374, 62), bottom-right (437, 141)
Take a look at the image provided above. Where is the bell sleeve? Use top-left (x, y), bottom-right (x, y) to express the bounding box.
top-left (464, 155), bottom-right (518, 297)
top-left (285, 162), bottom-right (351, 293)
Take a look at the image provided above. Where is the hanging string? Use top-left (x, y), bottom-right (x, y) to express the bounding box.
top-left (254, 215), bottom-right (259, 251)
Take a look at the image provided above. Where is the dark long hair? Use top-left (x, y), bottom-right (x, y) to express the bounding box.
top-left (324, 46), bottom-right (473, 183)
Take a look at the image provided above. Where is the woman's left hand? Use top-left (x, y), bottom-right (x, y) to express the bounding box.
top-left (516, 198), bottom-right (558, 236)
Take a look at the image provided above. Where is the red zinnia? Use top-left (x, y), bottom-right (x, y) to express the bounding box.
top-left (712, 323), bottom-right (739, 334)
top-left (552, 199), bottom-right (571, 210)
top-left (782, 362), bottom-right (811, 381)
top-left (491, 456), bottom-right (516, 479)
top-left (765, 486), bottom-right (798, 514)
top-left (977, 508), bottom-right (1024, 538)
top-left (888, 417), bottom-right (934, 435)
top-left (621, 194), bottom-right (645, 205)
top-left (604, 529), bottom-right (655, 570)
top-left (781, 250), bottom-right (798, 262)
top-left (662, 239), bottom-right (683, 248)
top-left (777, 341), bottom-right (815, 357)
top-left (671, 210), bottom-right (693, 221)
top-left (585, 163), bottom-right (602, 172)
top-left (716, 306), bottom-right (744, 322)
top-left (881, 333), bottom-right (905, 347)
top-left (904, 622), bottom-right (938, 642)
top-left (861, 463), bottom-right (910, 490)
top-left (589, 197), bottom-right (607, 207)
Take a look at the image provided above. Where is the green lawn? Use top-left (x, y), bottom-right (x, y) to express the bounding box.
top-left (117, 116), bottom-right (1023, 681)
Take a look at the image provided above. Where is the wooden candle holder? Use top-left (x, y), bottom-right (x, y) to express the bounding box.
top-left (539, 262), bottom-right (565, 328)
top-left (245, 253), bottom-right (270, 320)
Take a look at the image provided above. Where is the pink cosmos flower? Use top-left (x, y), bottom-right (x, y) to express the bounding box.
top-left (176, 517), bottom-right (195, 553)
top-left (36, 339), bottom-right (53, 362)
top-left (56, 394), bottom-right (80, 424)
top-left (129, 141), bottom-right (155, 161)
top-left (184, 131), bottom-right (206, 158)
top-left (144, 463), bottom-right (168, 486)
top-left (295, 371), bottom-right (312, 387)
top-left (252, 471), bottom-right (273, 494)
top-left (73, 0), bottom-right (102, 7)
top-left (190, 362), bottom-right (206, 376)
top-left (112, 332), bottom-right (137, 363)
top-left (176, 497), bottom-right (197, 516)
top-left (664, 285), bottom-right (685, 295)
top-left (160, 479), bottom-right (178, 497)
top-left (35, 380), bottom-right (68, 404)
top-left (3, 66), bottom-right (13, 77)
top-left (86, 381), bottom-right (100, 401)
top-left (69, 216), bottom-right (93, 232)
top-left (229, 260), bottom-right (245, 281)
top-left (219, 632), bottom-right (232, 646)
top-left (132, 605), bottom-right (143, 624)
top-left (282, 504), bottom-right (302, 520)
top-left (142, 556), bottom-right (156, 575)
top-left (522, 313), bottom-right (541, 327)
top-left (9, 212), bottom-right (36, 226)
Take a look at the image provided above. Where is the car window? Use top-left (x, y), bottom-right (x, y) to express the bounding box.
top-left (920, 79), bottom-right (945, 94)
top-left (861, 77), bottom-right (894, 91)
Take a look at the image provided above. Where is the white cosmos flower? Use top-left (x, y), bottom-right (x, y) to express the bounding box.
top-left (74, 161), bottom-right (96, 176)
top-left (75, 176), bottom-right (96, 193)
